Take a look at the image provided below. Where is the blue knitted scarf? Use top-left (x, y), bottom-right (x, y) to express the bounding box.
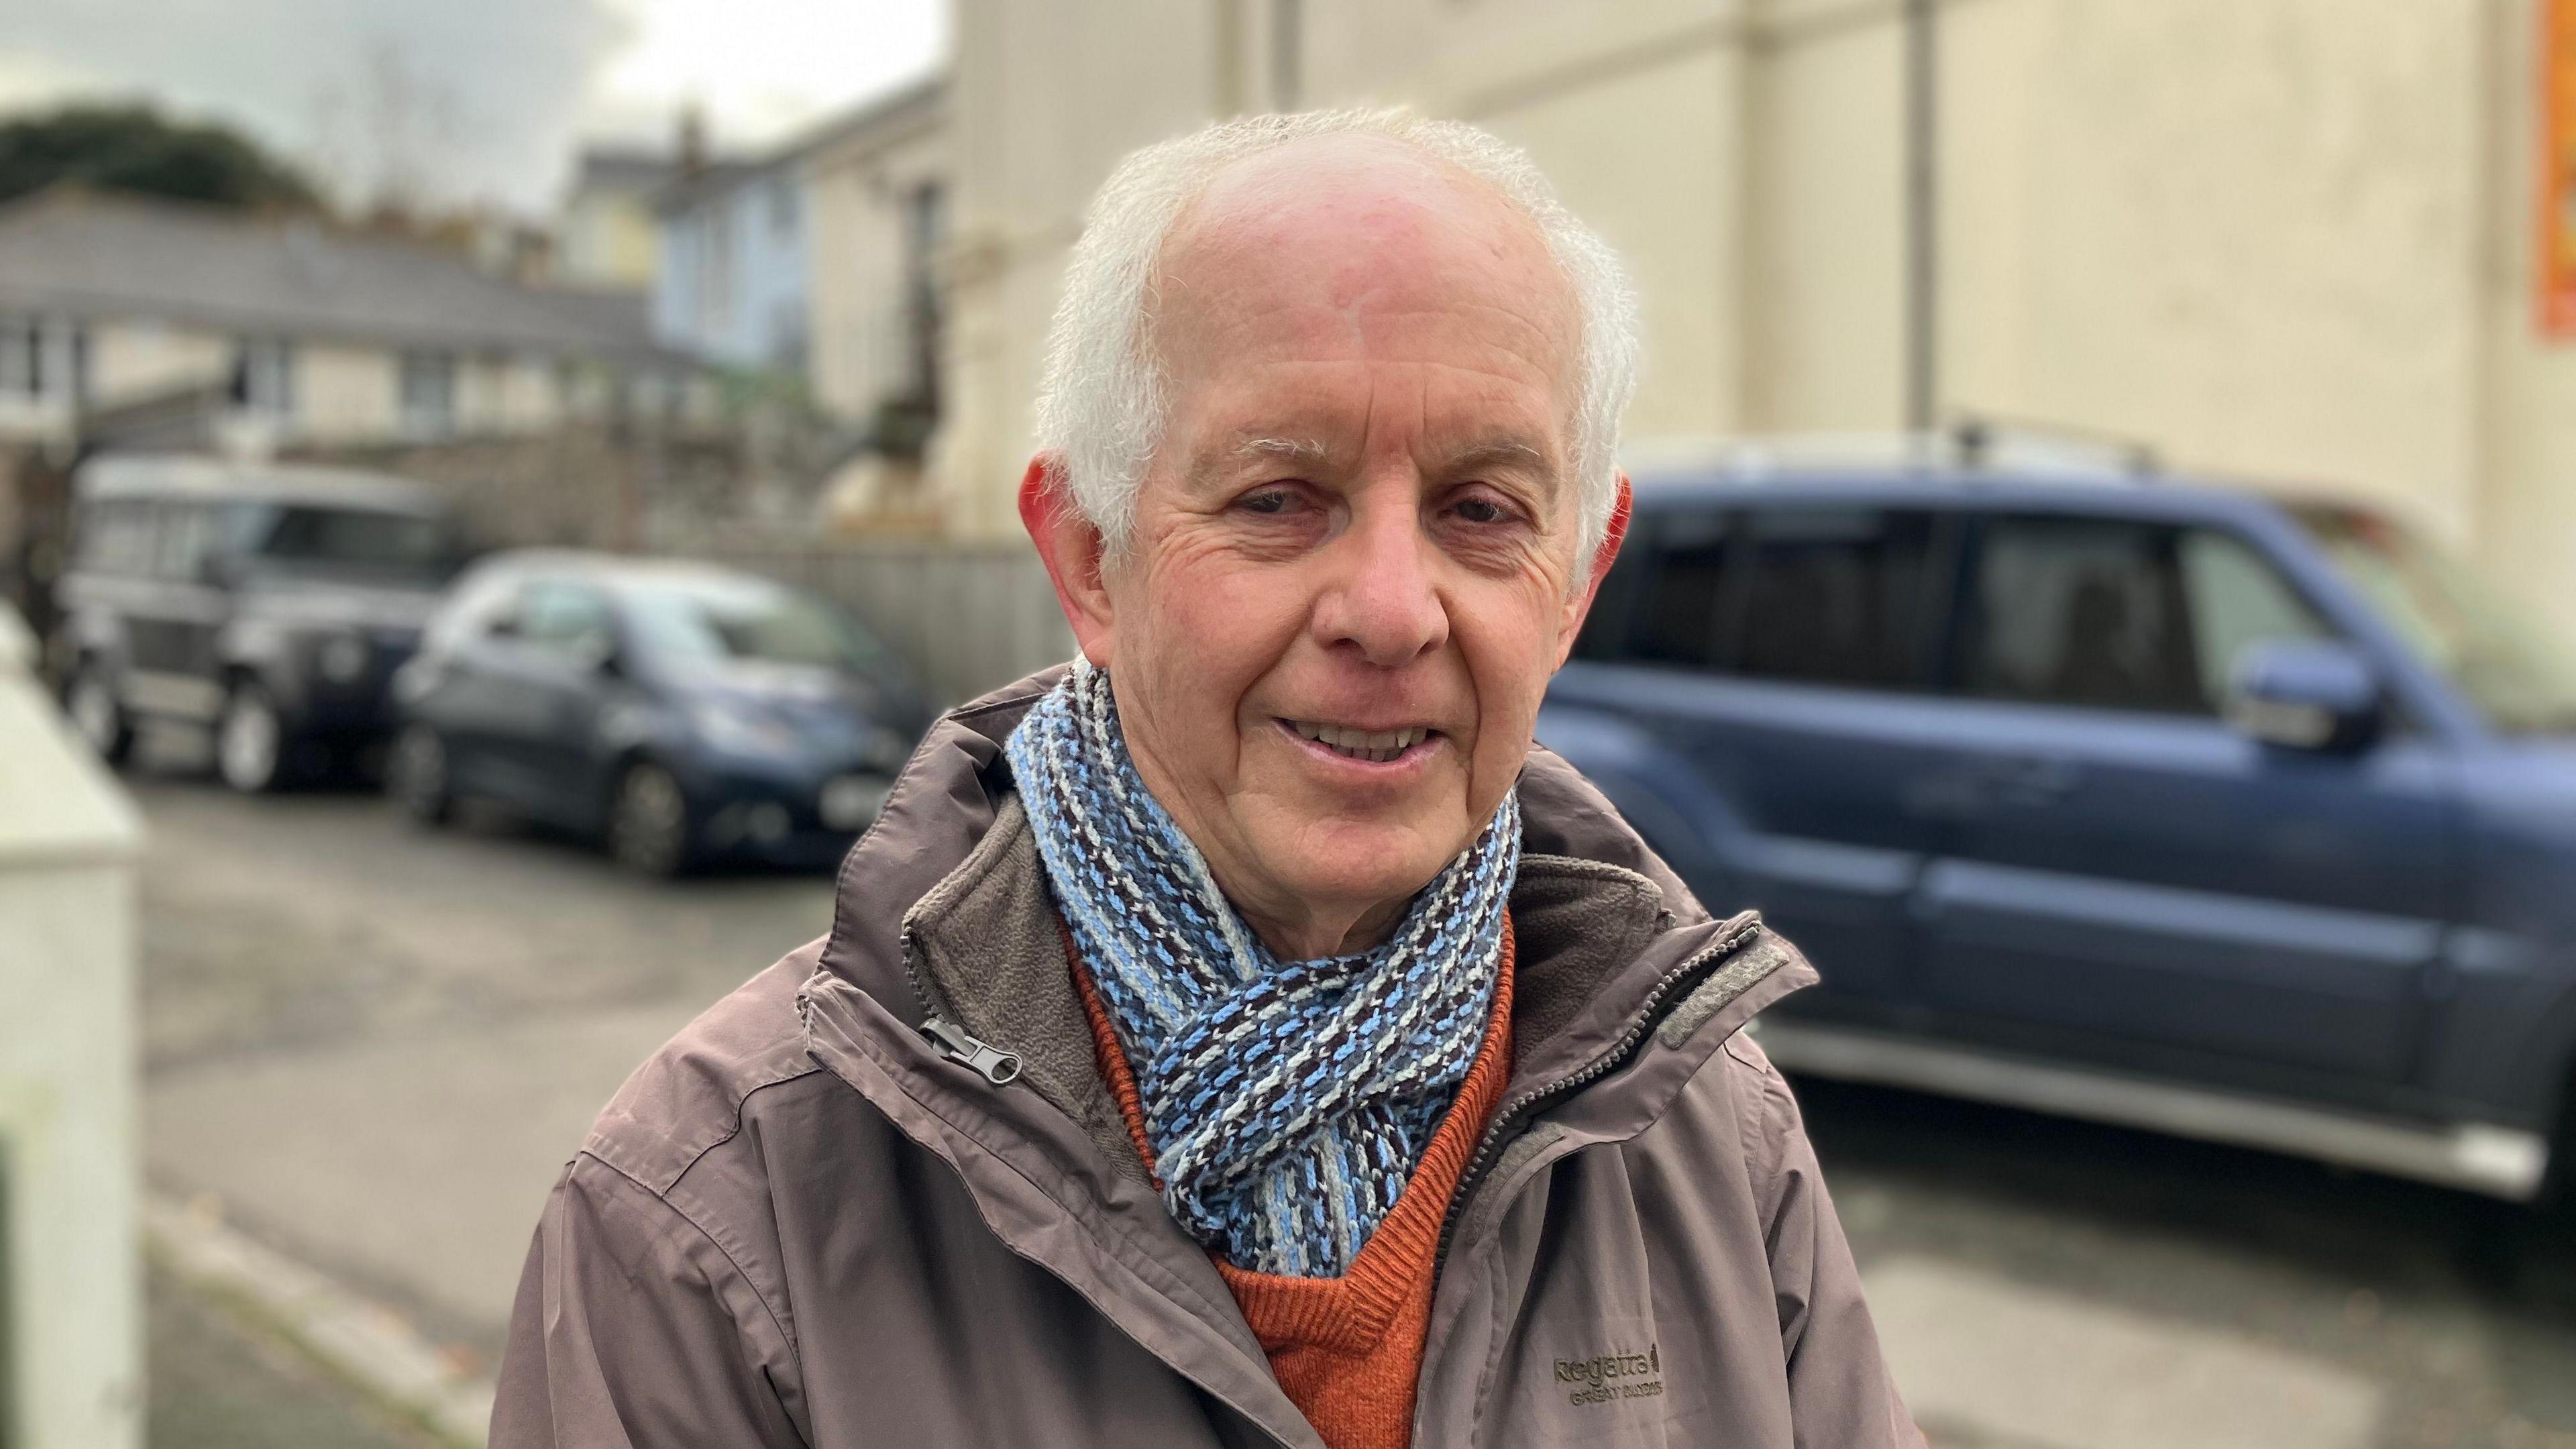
top-left (1005, 662), bottom-right (1517, 1277)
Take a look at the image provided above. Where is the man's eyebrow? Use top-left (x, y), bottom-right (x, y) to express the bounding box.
top-left (1436, 439), bottom-right (1555, 480)
top-left (1234, 436), bottom-right (1331, 464)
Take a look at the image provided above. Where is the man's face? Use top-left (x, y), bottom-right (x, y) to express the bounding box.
top-left (1053, 138), bottom-right (1610, 955)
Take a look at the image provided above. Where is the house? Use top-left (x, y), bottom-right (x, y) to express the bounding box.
top-left (557, 146), bottom-right (682, 290)
top-left (0, 186), bottom-right (693, 452)
top-left (651, 153), bottom-right (809, 378)
top-left (800, 78), bottom-right (947, 433)
top-left (650, 75), bottom-right (948, 431)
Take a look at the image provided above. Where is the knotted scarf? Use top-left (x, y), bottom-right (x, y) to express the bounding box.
top-left (1005, 661), bottom-right (1518, 1277)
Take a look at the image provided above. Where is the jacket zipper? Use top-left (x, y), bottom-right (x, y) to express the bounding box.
top-left (920, 1015), bottom-right (1024, 1085)
top-left (1432, 916), bottom-right (1764, 1275)
top-left (898, 923), bottom-right (1026, 1085)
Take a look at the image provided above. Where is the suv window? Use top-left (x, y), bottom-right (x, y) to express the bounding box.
top-left (76, 499), bottom-right (158, 576)
top-left (1957, 515), bottom-right (2325, 714)
top-left (1577, 505), bottom-right (1941, 690)
top-left (1729, 508), bottom-right (1938, 688)
top-left (154, 503), bottom-right (220, 582)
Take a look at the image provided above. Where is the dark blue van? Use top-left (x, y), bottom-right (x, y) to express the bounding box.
top-left (1541, 458), bottom-right (2576, 1205)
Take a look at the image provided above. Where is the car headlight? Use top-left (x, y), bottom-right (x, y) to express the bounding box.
top-left (690, 700), bottom-right (804, 758)
top-left (317, 631), bottom-right (371, 683)
top-left (861, 726), bottom-right (914, 774)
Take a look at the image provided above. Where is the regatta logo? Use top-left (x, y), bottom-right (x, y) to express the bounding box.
top-left (1553, 1343), bottom-right (1664, 1406)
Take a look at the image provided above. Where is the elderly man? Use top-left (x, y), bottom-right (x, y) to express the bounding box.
top-left (494, 109), bottom-right (1919, 1449)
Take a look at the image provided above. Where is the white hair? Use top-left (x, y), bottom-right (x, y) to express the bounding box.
top-left (1033, 107), bottom-right (1641, 566)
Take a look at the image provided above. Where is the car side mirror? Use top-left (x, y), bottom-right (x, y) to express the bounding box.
top-left (2226, 638), bottom-right (2382, 751)
top-left (572, 631), bottom-right (623, 677)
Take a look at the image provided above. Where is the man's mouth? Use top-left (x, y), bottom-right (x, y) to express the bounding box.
top-left (1279, 719), bottom-right (1440, 765)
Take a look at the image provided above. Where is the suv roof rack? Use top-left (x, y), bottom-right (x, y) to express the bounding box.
top-left (1626, 415), bottom-right (2162, 484)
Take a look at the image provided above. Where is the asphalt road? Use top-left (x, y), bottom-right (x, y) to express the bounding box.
top-left (126, 741), bottom-right (2576, 1449)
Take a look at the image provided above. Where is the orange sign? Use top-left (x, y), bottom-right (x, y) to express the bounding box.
top-left (2543, 0), bottom-right (2576, 335)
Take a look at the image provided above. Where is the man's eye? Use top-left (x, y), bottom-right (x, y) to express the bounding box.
top-left (1452, 496), bottom-right (1511, 525)
top-left (1238, 488), bottom-right (1297, 515)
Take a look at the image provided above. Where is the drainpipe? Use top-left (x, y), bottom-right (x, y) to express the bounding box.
top-left (1903, 0), bottom-right (1939, 437)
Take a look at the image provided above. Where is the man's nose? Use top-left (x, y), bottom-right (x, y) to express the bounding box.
top-left (1315, 491), bottom-right (1449, 668)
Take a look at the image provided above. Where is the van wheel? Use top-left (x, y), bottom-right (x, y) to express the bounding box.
top-left (606, 761), bottom-right (697, 877)
top-left (387, 724), bottom-right (453, 825)
top-left (217, 681), bottom-right (290, 794)
top-left (66, 662), bottom-right (133, 766)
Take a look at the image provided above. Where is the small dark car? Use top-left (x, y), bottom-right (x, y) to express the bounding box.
top-left (54, 453), bottom-right (463, 792)
top-left (387, 550), bottom-right (930, 875)
top-left (1542, 453), bottom-right (2576, 1209)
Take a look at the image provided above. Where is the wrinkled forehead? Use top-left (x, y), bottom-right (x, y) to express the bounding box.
top-left (1149, 135), bottom-right (1584, 420)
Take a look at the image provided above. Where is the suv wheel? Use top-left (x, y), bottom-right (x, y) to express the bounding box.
top-left (387, 724), bottom-right (453, 825)
top-left (216, 681), bottom-right (290, 794)
top-left (606, 761), bottom-right (696, 877)
top-left (66, 661), bottom-right (133, 766)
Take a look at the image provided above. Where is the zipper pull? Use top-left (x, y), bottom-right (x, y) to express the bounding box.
top-left (920, 1016), bottom-right (1023, 1086)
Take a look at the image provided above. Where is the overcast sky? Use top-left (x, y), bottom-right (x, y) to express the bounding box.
top-left (0, 0), bottom-right (945, 213)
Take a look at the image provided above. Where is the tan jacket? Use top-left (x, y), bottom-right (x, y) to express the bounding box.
top-left (492, 667), bottom-right (1923, 1448)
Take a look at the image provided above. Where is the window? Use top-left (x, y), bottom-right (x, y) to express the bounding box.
top-left (512, 580), bottom-right (617, 658)
top-left (153, 504), bottom-right (221, 582)
top-left (2295, 504), bottom-right (2576, 733)
top-left (399, 352), bottom-right (458, 439)
top-left (767, 176), bottom-right (798, 236)
top-left (1576, 506), bottom-right (1941, 691)
top-left (0, 316), bottom-right (44, 398)
top-left (1957, 517), bottom-right (2206, 712)
top-left (252, 506), bottom-right (455, 577)
top-left (1620, 508), bottom-right (1731, 669)
top-left (902, 182), bottom-right (946, 409)
top-left (230, 339), bottom-right (295, 418)
top-left (1728, 508), bottom-right (1938, 688)
top-left (2178, 531), bottom-right (2328, 704)
top-left (75, 500), bottom-right (157, 576)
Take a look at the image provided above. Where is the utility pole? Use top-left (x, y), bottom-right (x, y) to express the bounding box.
top-left (1903, 0), bottom-right (1939, 436)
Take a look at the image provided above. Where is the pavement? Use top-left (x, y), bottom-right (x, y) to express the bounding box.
top-left (124, 739), bottom-right (2576, 1448)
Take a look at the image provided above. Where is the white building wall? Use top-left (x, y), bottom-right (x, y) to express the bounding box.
top-left (0, 605), bottom-right (143, 1449)
top-left (292, 345), bottom-right (401, 443)
top-left (937, 0), bottom-right (2576, 648)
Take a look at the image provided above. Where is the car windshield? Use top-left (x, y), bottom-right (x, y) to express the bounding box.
top-left (241, 503), bottom-right (458, 579)
top-left (2293, 504), bottom-right (2576, 734)
top-left (621, 575), bottom-right (898, 677)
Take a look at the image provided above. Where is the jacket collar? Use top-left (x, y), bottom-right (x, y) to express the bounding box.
top-left (816, 664), bottom-right (1811, 1124)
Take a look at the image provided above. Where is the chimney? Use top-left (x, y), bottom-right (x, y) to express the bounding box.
top-left (678, 104), bottom-right (708, 175)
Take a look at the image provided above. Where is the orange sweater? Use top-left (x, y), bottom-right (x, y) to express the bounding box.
top-left (1067, 917), bottom-right (1517, 1449)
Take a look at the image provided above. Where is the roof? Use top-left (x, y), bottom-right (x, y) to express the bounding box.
top-left (1622, 464), bottom-right (2353, 530)
top-left (569, 148), bottom-right (684, 195)
top-left (0, 187), bottom-right (663, 360)
top-left (72, 453), bottom-right (451, 515)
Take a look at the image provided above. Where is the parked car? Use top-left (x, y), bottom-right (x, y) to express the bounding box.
top-left (1541, 458), bottom-right (2576, 1210)
top-left (53, 453), bottom-right (464, 792)
top-left (387, 550), bottom-right (930, 875)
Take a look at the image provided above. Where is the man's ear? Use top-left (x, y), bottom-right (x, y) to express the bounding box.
top-left (1555, 472), bottom-right (1632, 667)
top-left (1019, 455), bottom-right (1116, 667)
